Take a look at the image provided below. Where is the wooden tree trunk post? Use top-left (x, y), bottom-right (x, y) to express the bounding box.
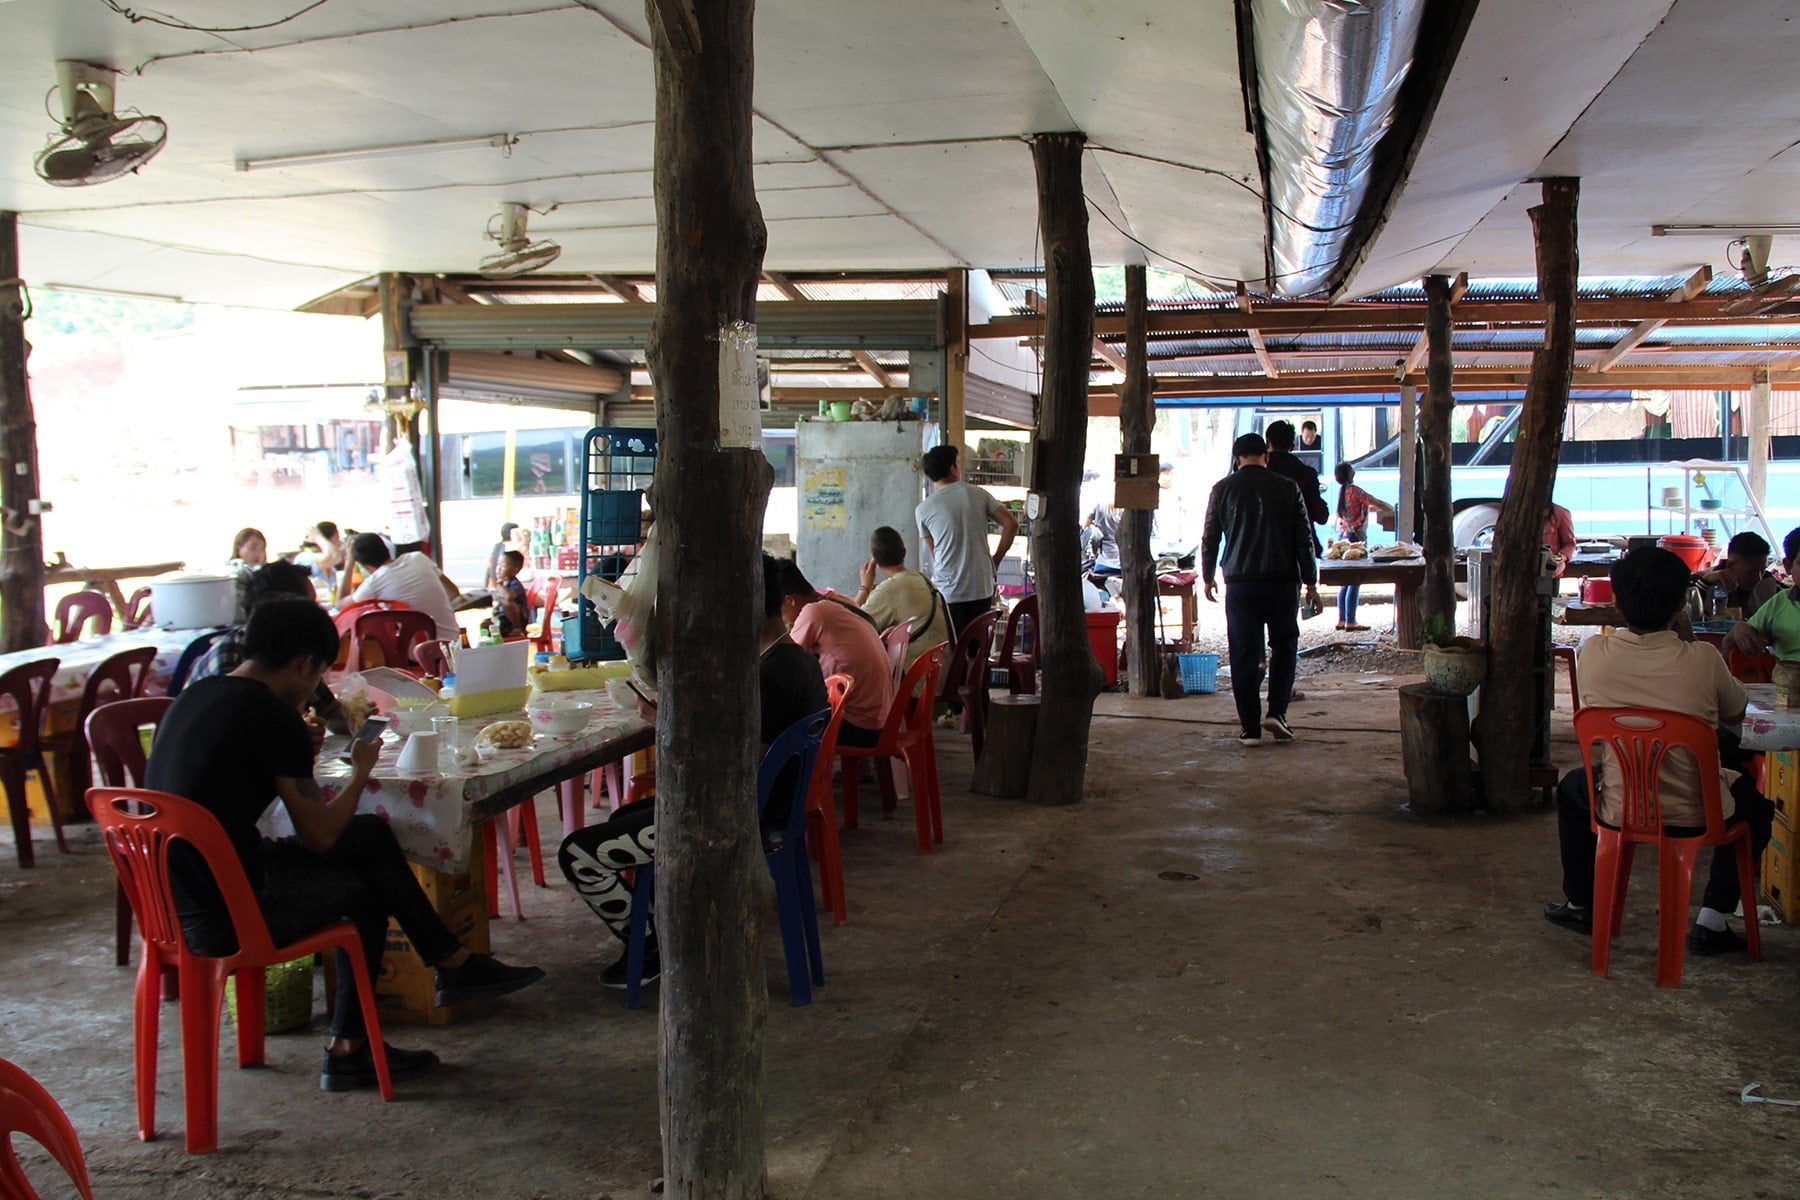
top-left (1398, 683), bottom-right (1475, 813)
top-left (970, 693), bottom-right (1040, 799)
top-left (645, 2), bottom-right (773, 1196)
top-left (1024, 131), bottom-right (1100, 807)
top-left (0, 214), bottom-right (46, 652)
top-left (1418, 275), bottom-right (1457, 635)
top-left (1118, 264), bottom-right (1158, 697)
top-left (1477, 177), bottom-right (1579, 815)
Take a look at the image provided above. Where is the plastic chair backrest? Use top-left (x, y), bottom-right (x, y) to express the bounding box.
top-left (88, 788), bottom-right (284, 964)
top-left (85, 697), bottom-right (173, 789)
top-left (1000, 594), bottom-right (1037, 666)
top-left (1725, 646), bottom-right (1777, 684)
top-left (167, 629), bottom-right (230, 697)
top-left (350, 609), bottom-right (437, 672)
top-left (758, 708), bottom-right (829, 841)
top-left (1573, 706), bottom-right (1727, 842)
top-left (53, 592), bottom-right (112, 644)
top-left (0, 1057), bottom-right (95, 1200)
top-left (941, 610), bottom-right (997, 703)
top-left (82, 647), bottom-right (156, 715)
top-left (332, 600), bottom-right (405, 670)
top-left (527, 575), bottom-right (560, 614)
top-left (122, 587), bottom-right (154, 631)
top-left (809, 674), bottom-right (853, 800)
top-left (0, 660), bottom-right (58, 759)
top-left (882, 644), bottom-right (945, 744)
top-left (413, 640), bottom-right (450, 678)
top-left (880, 620), bottom-right (912, 684)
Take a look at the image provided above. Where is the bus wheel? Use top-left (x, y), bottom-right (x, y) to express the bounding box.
top-left (1452, 502), bottom-right (1502, 599)
top-left (1453, 502), bottom-right (1502, 550)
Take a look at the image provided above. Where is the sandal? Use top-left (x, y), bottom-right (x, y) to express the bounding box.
top-left (1344, 623), bottom-right (1370, 632)
top-left (1334, 621), bottom-right (1346, 631)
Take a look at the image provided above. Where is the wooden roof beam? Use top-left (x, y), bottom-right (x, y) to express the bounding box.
top-left (764, 271), bottom-right (894, 386)
top-left (1589, 265), bottom-right (1713, 373)
top-left (1027, 286), bottom-right (1127, 376)
top-left (587, 273), bottom-right (647, 303)
top-left (1246, 328), bottom-right (1278, 378)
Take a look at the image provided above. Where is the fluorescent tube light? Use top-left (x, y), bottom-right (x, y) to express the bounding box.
top-left (1651, 224), bottom-right (1800, 238)
top-left (236, 133), bottom-right (515, 172)
top-left (44, 283), bottom-right (184, 304)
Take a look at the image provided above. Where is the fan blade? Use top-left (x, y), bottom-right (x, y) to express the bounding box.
top-left (39, 146), bottom-right (100, 183)
top-left (1721, 274), bottom-right (1800, 316)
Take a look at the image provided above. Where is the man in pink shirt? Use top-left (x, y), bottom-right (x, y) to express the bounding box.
top-left (775, 559), bottom-right (895, 745)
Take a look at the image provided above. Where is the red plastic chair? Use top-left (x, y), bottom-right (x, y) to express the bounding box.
top-left (0, 658), bottom-right (61, 869)
top-left (998, 594), bottom-right (1038, 695)
top-left (1575, 707), bottom-right (1762, 988)
top-left (331, 599), bottom-right (404, 670)
top-left (879, 619), bottom-right (912, 687)
top-left (44, 646), bottom-right (155, 816)
top-left (88, 787), bottom-right (397, 1153)
top-left (804, 674), bottom-right (853, 925)
top-left (86, 696), bottom-right (173, 966)
top-left (942, 610), bottom-right (998, 753)
top-left (348, 608), bottom-right (439, 675)
top-left (0, 1057), bottom-right (95, 1200)
top-left (1726, 646), bottom-right (1777, 683)
top-left (122, 586), bottom-right (155, 631)
top-left (482, 801), bottom-right (546, 922)
top-left (840, 645), bottom-right (946, 855)
top-left (52, 591), bottom-right (113, 644)
top-left (525, 575), bottom-right (561, 653)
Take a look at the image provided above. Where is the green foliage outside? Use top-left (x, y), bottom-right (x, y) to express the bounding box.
top-left (1091, 266), bottom-right (1220, 305)
top-left (29, 289), bottom-right (194, 338)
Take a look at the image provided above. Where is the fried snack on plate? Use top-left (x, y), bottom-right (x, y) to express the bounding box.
top-left (480, 720), bottom-right (535, 749)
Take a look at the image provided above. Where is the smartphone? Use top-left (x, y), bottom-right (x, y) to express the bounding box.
top-left (624, 680), bottom-right (653, 705)
top-left (354, 716), bottom-right (390, 744)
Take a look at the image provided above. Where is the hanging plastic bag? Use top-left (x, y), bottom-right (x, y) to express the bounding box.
top-left (580, 522), bottom-right (660, 686)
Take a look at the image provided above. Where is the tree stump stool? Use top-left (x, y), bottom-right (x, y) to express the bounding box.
top-left (971, 694), bottom-right (1039, 799)
top-left (1398, 682), bottom-right (1475, 814)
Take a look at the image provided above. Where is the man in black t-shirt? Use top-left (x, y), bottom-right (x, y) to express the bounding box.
top-left (556, 554), bottom-right (828, 990)
top-left (146, 598), bottom-right (544, 1093)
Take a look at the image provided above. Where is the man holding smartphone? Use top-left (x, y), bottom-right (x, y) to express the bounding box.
top-left (147, 598), bottom-right (544, 1092)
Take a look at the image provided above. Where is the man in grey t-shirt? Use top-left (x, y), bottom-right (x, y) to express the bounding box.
top-left (915, 445), bottom-right (1018, 637)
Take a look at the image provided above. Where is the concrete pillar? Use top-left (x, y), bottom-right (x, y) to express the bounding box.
top-left (1749, 370), bottom-right (1771, 508)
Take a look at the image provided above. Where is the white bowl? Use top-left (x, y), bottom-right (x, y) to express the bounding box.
top-left (528, 700), bottom-right (594, 737)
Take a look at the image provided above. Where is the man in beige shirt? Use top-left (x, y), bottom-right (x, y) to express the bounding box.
top-left (1545, 547), bottom-right (1773, 956)
top-left (853, 525), bottom-right (950, 669)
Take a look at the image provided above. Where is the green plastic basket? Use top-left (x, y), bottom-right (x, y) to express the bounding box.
top-left (226, 956), bottom-right (314, 1034)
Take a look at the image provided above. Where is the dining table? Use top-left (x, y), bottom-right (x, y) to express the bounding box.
top-left (1739, 684), bottom-right (1800, 752)
top-left (263, 687), bottom-right (653, 872)
top-left (45, 560), bottom-right (186, 618)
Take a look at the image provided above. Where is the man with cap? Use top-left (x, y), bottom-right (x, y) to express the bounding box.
top-left (348, 533), bottom-right (463, 642)
top-left (1202, 432), bottom-right (1321, 745)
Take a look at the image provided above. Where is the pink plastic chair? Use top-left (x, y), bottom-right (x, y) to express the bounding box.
top-left (880, 619), bottom-right (912, 686)
top-left (122, 586), bottom-right (155, 631)
top-left (0, 1057), bottom-right (95, 1200)
top-left (1576, 706), bottom-right (1762, 988)
top-left (804, 674), bottom-right (853, 925)
top-left (0, 658), bottom-right (61, 869)
top-left (998, 594), bottom-right (1038, 694)
top-left (86, 696), bottom-right (174, 966)
top-left (90, 787), bottom-right (397, 1153)
top-left (53, 592), bottom-right (112, 644)
top-left (44, 645), bottom-right (156, 816)
top-left (348, 609), bottom-right (438, 674)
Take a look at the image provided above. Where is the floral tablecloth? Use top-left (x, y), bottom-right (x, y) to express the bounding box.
top-left (1739, 684), bottom-right (1800, 752)
top-left (261, 688), bottom-right (650, 871)
top-left (0, 627), bottom-right (207, 707)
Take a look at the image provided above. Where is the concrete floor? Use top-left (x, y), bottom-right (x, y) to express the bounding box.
top-left (5, 662), bottom-right (1800, 1199)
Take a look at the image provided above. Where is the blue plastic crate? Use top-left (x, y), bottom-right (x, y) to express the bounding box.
top-left (562, 609), bottom-right (626, 663)
top-left (586, 490), bottom-right (644, 544)
top-left (1177, 653), bottom-right (1218, 695)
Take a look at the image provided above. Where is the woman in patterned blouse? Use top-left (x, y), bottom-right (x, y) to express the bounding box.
top-left (1334, 462), bottom-right (1393, 632)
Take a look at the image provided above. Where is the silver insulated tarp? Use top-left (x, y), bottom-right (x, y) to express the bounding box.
top-left (1252, 0), bottom-right (1427, 296)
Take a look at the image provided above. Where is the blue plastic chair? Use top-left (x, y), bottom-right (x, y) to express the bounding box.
top-left (166, 628), bottom-right (231, 697)
top-left (624, 707), bottom-right (829, 1009)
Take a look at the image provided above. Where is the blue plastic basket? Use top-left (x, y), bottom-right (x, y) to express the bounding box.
top-left (585, 490), bottom-right (645, 544)
top-left (1177, 652), bottom-right (1218, 695)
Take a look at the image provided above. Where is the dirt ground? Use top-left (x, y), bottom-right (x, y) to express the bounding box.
top-left (6, 642), bottom-right (1800, 1198)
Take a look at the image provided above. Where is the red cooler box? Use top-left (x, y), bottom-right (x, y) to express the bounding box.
top-left (1085, 609), bottom-right (1122, 688)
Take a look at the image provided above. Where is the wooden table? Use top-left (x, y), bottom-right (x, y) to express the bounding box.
top-left (45, 561), bottom-right (185, 617)
top-left (1315, 553), bottom-right (1619, 650)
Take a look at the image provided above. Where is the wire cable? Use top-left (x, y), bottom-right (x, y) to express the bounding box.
top-left (99, 0), bottom-right (332, 33)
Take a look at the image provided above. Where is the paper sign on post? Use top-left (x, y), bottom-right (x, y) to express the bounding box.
top-left (719, 321), bottom-right (762, 449)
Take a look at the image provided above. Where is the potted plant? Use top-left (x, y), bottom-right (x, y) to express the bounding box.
top-left (1420, 613), bottom-right (1487, 696)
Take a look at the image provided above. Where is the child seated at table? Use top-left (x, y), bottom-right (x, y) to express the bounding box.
top-left (1544, 547), bottom-right (1773, 955)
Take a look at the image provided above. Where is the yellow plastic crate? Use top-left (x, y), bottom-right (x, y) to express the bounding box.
top-left (446, 686), bottom-right (532, 718)
top-left (528, 663), bottom-right (630, 692)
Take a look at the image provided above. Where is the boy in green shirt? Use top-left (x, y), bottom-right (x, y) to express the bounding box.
top-left (1726, 527), bottom-right (1800, 659)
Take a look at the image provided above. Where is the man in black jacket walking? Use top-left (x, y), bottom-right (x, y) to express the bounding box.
top-left (1202, 433), bottom-right (1322, 745)
top-left (1264, 419), bottom-right (1328, 556)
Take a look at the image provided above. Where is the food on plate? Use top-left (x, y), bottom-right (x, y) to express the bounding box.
top-left (479, 720), bottom-right (534, 749)
top-left (339, 691), bottom-right (376, 731)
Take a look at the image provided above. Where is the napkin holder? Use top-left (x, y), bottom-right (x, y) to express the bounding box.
top-left (446, 640), bottom-right (531, 718)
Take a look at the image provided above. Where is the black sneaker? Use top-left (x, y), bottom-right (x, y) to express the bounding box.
top-left (1262, 715), bottom-right (1295, 742)
top-left (1686, 922), bottom-right (1748, 956)
top-left (1237, 731), bottom-right (1264, 747)
top-left (320, 1041), bottom-right (440, 1092)
top-left (600, 949), bottom-right (661, 990)
top-left (433, 952), bottom-right (546, 1007)
top-left (1543, 901), bottom-right (1592, 934)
